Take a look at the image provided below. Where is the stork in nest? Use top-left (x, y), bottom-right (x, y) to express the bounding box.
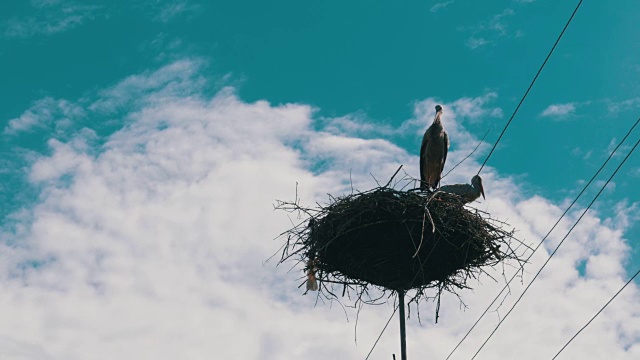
top-left (440, 175), bottom-right (486, 203)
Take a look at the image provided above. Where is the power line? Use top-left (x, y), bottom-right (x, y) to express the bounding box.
top-left (477, 0), bottom-right (584, 175)
top-left (365, 306), bottom-right (398, 360)
top-left (449, 0), bottom-right (588, 352)
top-left (551, 267), bottom-right (640, 359)
top-left (447, 4), bottom-right (587, 356)
top-left (469, 135), bottom-right (640, 360)
top-left (442, 130), bottom-right (490, 180)
top-left (445, 116), bottom-right (640, 359)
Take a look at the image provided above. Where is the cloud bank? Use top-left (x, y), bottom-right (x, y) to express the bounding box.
top-left (1, 59), bottom-right (639, 359)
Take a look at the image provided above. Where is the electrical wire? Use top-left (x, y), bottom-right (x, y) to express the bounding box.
top-left (551, 267), bottom-right (640, 359)
top-left (369, 3), bottom-right (588, 354)
top-left (445, 115), bottom-right (640, 359)
top-left (477, 0), bottom-right (584, 175)
top-left (365, 306), bottom-right (398, 360)
top-left (469, 135), bottom-right (640, 360)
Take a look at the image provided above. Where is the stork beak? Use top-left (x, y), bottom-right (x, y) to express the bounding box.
top-left (480, 183), bottom-right (485, 199)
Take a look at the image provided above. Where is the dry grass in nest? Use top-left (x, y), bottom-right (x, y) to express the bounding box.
top-left (274, 169), bottom-right (527, 320)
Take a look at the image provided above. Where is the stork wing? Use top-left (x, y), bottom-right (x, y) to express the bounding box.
top-left (419, 129), bottom-right (430, 187)
top-left (441, 130), bottom-right (449, 173)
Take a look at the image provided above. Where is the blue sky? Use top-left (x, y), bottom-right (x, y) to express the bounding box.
top-left (3, 1), bottom-right (640, 199)
top-left (1, 0), bottom-right (640, 358)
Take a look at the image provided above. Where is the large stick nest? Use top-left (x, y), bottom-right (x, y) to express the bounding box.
top-left (275, 173), bottom-right (526, 318)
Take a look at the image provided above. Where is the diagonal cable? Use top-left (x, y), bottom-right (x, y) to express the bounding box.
top-left (445, 116), bottom-right (640, 360)
top-left (477, 0), bottom-right (584, 174)
top-left (470, 135), bottom-right (640, 360)
top-left (551, 267), bottom-right (640, 359)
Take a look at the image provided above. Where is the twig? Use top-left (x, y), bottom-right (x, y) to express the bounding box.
top-left (412, 205), bottom-right (435, 258)
top-left (384, 165), bottom-right (404, 188)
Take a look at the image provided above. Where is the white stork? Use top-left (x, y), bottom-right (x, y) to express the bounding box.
top-left (420, 105), bottom-right (449, 190)
top-left (440, 175), bottom-right (486, 203)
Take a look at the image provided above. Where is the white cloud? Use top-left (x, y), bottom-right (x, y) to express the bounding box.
top-left (88, 59), bottom-right (206, 113)
top-left (29, 131), bottom-right (96, 183)
top-left (451, 92), bottom-right (502, 119)
top-left (606, 97), bottom-right (640, 115)
top-left (3, 2), bottom-right (101, 38)
top-left (153, 0), bottom-right (201, 23)
top-left (463, 8), bottom-right (519, 49)
top-left (430, 1), bottom-right (454, 13)
top-left (595, 180), bottom-right (616, 193)
top-left (572, 147), bottom-right (593, 160)
top-left (321, 113), bottom-right (396, 138)
top-left (4, 97), bottom-right (85, 135)
top-left (139, 33), bottom-right (186, 62)
top-left (31, 0), bottom-right (62, 7)
top-left (541, 102), bottom-right (577, 118)
top-left (324, 91), bottom-right (502, 145)
top-left (605, 137), bottom-right (632, 159)
top-left (403, 91), bottom-right (502, 137)
top-left (488, 8), bottom-right (515, 35)
top-left (2, 60), bottom-right (640, 359)
top-left (466, 37), bottom-right (491, 49)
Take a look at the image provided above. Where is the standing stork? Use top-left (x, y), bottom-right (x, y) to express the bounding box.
top-left (440, 175), bottom-right (486, 203)
top-left (420, 105), bottom-right (449, 190)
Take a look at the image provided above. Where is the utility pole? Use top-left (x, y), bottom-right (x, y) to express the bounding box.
top-left (398, 291), bottom-right (407, 360)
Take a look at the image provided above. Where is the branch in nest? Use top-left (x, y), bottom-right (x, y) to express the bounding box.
top-left (273, 168), bottom-right (526, 321)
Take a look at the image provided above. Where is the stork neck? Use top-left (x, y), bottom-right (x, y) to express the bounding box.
top-left (431, 117), bottom-right (443, 131)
